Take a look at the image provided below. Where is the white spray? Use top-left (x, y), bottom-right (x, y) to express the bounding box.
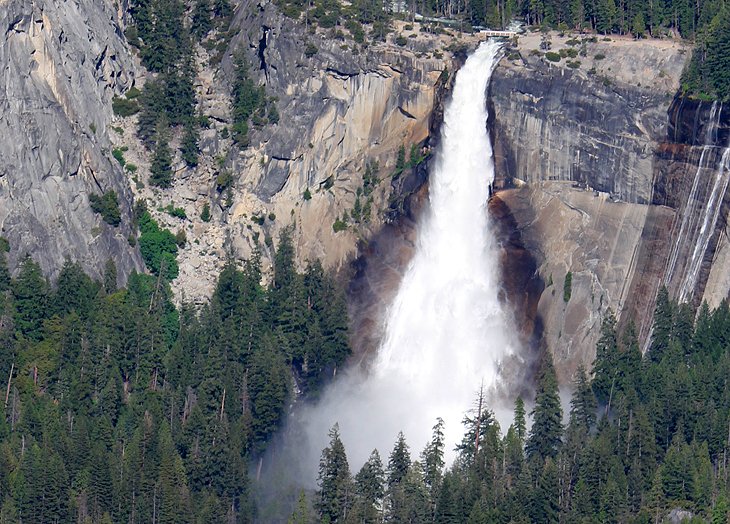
top-left (299, 40), bottom-right (519, 480)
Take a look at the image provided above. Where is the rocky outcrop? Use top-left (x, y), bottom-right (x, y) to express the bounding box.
top-left (158, 3), bottom-right (453, 300)
top-left (489, 34), bottom-right (690, 380)
top-left (0, 0), bottom-right (142, 283)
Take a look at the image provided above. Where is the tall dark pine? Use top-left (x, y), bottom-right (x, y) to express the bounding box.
top-left (526, 353), bottom-right (563, 462)
top-left (11, 256), bottom-right (48, 341)
top-left (387, 431), bottom-right (411, 488)
top-left (569, 364), bottom-right (596, 433)
top-left (191, 0), bottom-right (213, 38)
top-left (317, 424), bottom-right (353, 522)
top-left (181, 120), bottom-right (200, 168)
top-left (354, 449), bottom-right (385, 521)
top-left (649, 286), bottom-right (673, 362)
top-left (150, 132), bottom-right (173, 188)
top-left (592, 310), bottom-right (618, 405)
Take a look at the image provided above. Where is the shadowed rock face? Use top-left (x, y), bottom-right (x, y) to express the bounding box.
top-left (0, 0), bottom-right (142, 283)
top-left (653, 99), bottom-right (730, 311)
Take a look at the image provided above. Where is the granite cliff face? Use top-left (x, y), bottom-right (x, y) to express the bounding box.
top-left (489, 34), bottom-right (730, 381)
top-left (489, 35), bottom-right (688, 380)
top-left (114, 2), bottom-right (454, 300)
top-left (0, 0), bottom-right (142, 283)
top-left (0, 0), bottom-right (454, 297)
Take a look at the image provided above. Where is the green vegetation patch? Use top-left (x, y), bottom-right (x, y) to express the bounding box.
top-left (138, 210), bottom-right (179, 280)
top-left (89, 191), bottom-right (122, 227)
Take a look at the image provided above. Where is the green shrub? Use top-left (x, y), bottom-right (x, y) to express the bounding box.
top-left (165, 204), bottom-right (187, 220)
top-left (332, 217), bottom-right (347, 233)
top-left (251, 215), bottom-right (265, 226)
top-left (125, 86), bottom-right (142, 99)
top-left (304, 43), bottom-right (318, 58)
top-left (175, 228), bottom-right (187, 247)
top-left (201, 202), bottom-right (211, 222)
top-left (303, 188), bottom-right (312, 200)
top-left (138, 211), bottom-right (179, 280)
top-left (125, 163), bottom-right (138, 173)
top-left (567, 60), bottom-right (581, 69)
top-left (112, 148), bottom-right (126, 166)
top-left (268, 212), bottom-right (276, 221)
top-left (563, 271), bottom-right (573, 302)
top-left (89, 191), bottom-right (122, 226)
top-left (124, 26), bottom-right (140, 47)
top-left (594, 53), bottom-right (606, 60)
top-left (545, 51), bottom-right (561, 62)
top-left (112, 97), bottom-right (140, 117)
top-left (216, 170), bottom-right (233, 191)
top-left (395, 34), bottom-right (408, 46)
top-left (346, 20), bottom-right (365, 43)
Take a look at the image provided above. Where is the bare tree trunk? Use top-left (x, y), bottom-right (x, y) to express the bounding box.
top-left (220, 388), bottom-right (226, 420)
top-left (4, 362), bottom-right (13, 408)
top-left (474, 383), bottom-right (484, 456)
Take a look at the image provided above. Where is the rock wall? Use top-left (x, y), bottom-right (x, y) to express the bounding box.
top-left (154, 2), bottom-right (453, 300)
top-left (654, 99), bottom-right (730, 311)
top-left (0, 0), bottom-right (456, 299)
top-left (0, 0), bottom-right (142, 283)
top-left (489, 34), bottom-right (690, 381)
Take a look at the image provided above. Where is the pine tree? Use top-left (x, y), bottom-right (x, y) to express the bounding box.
top-left (103, 258), bottom-right (117, 294)
top-left (354, 449), bottom-right (385, 522)
top-left (421, 417), bottom-right (445, 495)
top-left (570, 364), bottom-right (596, 433)
top-left (649, 286), bottom-right (673, 362)
top-left (181, 118), bottom-right (200, 168)
top-left (316, 424), bottom-right (353, 523)
top-left (137, 79), bottom-right (165, 147)
top-left (191, 0), bottom-right (213, 39)
top-left (289, 490), bottom-right (314, 524)
top-left (11, 256), bottom-right (48, 341)
top-left (514, 396), bottom-right (526, 442)
top-left (592, 310), bottom-right (618, 405)
top-left (150, 131), bottom-right (173, 188)
top-left (0, 250), bottom-right (10, 293)
top-left (526, 353), bottom-right (563, 462)
top-left (387, 431), bottom-right (411, 489)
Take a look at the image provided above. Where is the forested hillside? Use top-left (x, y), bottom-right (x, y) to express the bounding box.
top-left (0, 229), bottom-right (350, 523)
top-left (305, 290), bottom-right (730, 523)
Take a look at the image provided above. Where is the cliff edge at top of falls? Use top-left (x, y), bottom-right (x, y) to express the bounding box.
top-left (489, 32), bottom-right (692, 383)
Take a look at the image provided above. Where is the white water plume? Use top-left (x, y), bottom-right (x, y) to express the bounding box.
top-left (299, 40), bottom-right (519, 480)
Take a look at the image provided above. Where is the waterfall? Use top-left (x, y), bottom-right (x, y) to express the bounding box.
top-left (664, 101), bottom-right (730, 305)
top-left (299, 41), bottom-right (518, 476)
top-left (665, 102), bottom-right (721, 285)
top-left (678, 146), bottom-right (730, 303)
top-left (371, 39), bottom-right (516, 421)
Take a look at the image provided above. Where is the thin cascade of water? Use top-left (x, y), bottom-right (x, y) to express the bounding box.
top-left (665, 101), bottom-right (723, 286)
top-left (678, 145), bottom-right (730, 303)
